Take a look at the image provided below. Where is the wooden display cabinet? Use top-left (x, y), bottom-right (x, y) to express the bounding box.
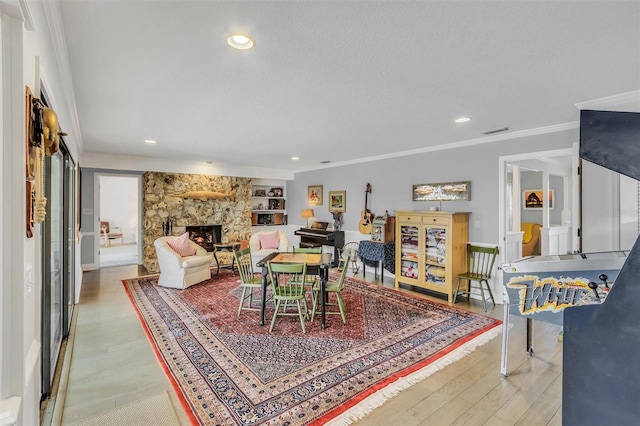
top-left (395, 211), bottom-right (469, 302)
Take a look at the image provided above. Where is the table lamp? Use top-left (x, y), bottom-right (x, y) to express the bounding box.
top-left (301, 209), bottom-right (314, 227)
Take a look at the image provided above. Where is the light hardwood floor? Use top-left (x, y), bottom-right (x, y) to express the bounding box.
top-left (53, 264), bottom-right (563, 426)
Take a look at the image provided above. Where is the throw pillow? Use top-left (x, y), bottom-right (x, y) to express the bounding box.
top-left (166, 232), bottom-right (197, 257)
top-left (258, 231), bottom-right (280, 250)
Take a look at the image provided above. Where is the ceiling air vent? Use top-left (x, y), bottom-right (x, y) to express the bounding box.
top-left (482, 127), bottom-right (510, 135)
top-left (320, 160), bottom-right (331, 164)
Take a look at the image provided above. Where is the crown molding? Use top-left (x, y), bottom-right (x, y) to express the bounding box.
top-left (297, 121), bottom-right (579, 173)
top-left (575, 90), bottom-right (640, 112)
top-left (41, 0), bottom-right (83, 157)
top-left (0, 0), bottom-right (32, 29)
top-left (80, 152), bottom-right (294, 180)
top-left (296, 91), bottom-right (639, 174)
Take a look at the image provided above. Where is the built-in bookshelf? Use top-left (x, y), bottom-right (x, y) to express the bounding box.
top-left (251, 182), bottom-right (286, 226)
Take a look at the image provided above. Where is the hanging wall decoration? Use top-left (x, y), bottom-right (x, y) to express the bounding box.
top-left (25, 86), bottom-right (67, 237)
top-left (523, 189), bottom-right (554, 210)
top-left (412, 181), bottom-right (471, 202)
top-left (307, 185), bottom-right (323, 206)
top-left (25, 86), bottom-right (40, 238)
top-left (328, 190), bottom-right (346, 213)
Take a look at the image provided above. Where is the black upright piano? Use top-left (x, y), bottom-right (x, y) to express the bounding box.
top-left (294, 221), bottom-right (344, 266)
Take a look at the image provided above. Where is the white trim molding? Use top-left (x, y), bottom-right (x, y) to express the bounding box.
top-left (0, 396), bottom-right (21, 426)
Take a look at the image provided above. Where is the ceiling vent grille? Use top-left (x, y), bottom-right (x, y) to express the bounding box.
top-left (320, 160), bottom-right (331, 164)
top-left (482, 127), bottom-right (510, 135)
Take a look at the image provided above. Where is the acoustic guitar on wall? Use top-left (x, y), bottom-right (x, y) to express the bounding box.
top-left (359, 183), bottom-right (374, 234)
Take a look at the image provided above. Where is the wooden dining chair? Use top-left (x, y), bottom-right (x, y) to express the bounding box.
top-left (454, 244), bottom-right (499, 312)
top-left (311, 251), bottom-right (351, 323)
top-left (292, 246), bottom-right (322, 254)
top-left (234, 247), bottom-right (268, 316)
top-left (289, 246), bottom-right (322, 287)
top-left (267, 262), bottom-right (309, 333)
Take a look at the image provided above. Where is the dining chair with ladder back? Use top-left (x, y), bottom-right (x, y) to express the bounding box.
top-left (454, 244), bottom-right (500, 312)
top-left (311, 251), bottom-right (351, 323)
top-left (234, 247), bottom-right (269, 316)
top-left (292, 246), bottom-right (322, 253)
top-left (289, 246), bottom-right (322, 287)
top-left (268, 262), bottom-right (309, 333)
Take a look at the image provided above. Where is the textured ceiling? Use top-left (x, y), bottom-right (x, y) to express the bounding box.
top-left (59, 0), bottom-right (640, 174)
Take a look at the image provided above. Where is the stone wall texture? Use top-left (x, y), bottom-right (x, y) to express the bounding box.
top-left (143, 172), bottom-right (252, 273)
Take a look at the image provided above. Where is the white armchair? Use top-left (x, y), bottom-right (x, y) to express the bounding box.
top-left (154, 236), bottom-right (212, 289)
top-left (249, 230), bottom-right (289, 266)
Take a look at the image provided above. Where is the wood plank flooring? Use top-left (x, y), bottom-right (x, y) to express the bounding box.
top-left (55, 264), bottom-right (563, 425)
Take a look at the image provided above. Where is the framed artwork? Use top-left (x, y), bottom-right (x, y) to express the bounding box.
top-left (328, 190), bottom-right (346, 213)
top-left (268, 199), bottom-right (284, 210)
top-left (523, 189), bottom-right (554, 210)
top-left (412, 181), bottom-right (471, 201)
top-left (308, 185), bottom-right (323, 206)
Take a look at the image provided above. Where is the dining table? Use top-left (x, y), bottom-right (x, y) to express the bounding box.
top-left (256, 251), bottom-right (334, 329)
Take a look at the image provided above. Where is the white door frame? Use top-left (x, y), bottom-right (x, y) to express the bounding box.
top-left (498, 143), bottom-right (580, 267)
top-left (94, 173), bottom-right (143, 267)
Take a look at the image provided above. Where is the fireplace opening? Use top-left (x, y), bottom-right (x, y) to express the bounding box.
top-left (186, 225), bottom-right (222, 252)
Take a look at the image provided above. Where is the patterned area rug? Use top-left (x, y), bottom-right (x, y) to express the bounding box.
top-left (123, 271), bottom-right (501, 425)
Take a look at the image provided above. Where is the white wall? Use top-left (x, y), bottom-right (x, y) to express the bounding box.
top-left (620, 175), bottom-right (640, 250)
top-left (99, 176), bottom-right (138, 244)
top-left (520, 171), bottom-right (564, 225)
top-left (288, 129), bottom-right (576, 247)
top-left (582, 160), bottom-right (640, 252)
top-left (1, 1), bottom-right (83, 423)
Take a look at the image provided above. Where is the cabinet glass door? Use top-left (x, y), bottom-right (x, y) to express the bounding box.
top-left (425, 227), bottom-right (447, 286)
top-left (399, 225), bottom-right (419, 279)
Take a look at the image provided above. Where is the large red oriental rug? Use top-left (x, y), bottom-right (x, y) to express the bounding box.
top-left (123, 271), bottom-right (501, 425)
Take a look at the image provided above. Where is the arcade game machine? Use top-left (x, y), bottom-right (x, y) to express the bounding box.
top-left (501, 109), bottom-right (640, 426)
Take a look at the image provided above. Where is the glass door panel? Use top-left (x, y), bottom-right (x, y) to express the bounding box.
top-left (425, 227), bottom-right (447, 286)
top-left (41, 142), bottom-right (75, 399)
top-left (42, 150), bottom-right (63, 398)
top-left (399, 225), bottom-right (419, 279)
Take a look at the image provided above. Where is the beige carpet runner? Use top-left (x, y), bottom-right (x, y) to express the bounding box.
top-left (67, 391), bottom-right (180, 426)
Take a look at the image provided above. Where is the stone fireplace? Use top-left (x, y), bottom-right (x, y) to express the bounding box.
top-left (186, 225), bottom-right (222, 252)
top-left (142, 172), bottom-right (252, 273)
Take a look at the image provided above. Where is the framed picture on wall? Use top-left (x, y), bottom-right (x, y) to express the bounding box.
top-left (328, 190), bottom-right (346, 213)
top-left (308, 185), bottom-right (323, 206)
top-left (412, 181), bottom-right (471, 201)
top-left (523, 189), bottom-right (554, 210)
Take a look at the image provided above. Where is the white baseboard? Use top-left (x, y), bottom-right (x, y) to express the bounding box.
top-left (82, 263), bottom-right (98, 271)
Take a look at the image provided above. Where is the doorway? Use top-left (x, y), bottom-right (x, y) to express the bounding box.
top-left (96, 174), bottom-right (141, 268)
top-left (499, 144), bottom-right (581, 266)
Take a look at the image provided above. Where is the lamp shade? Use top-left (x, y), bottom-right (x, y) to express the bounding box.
top-left (301, 209), bottom-right (314, 227)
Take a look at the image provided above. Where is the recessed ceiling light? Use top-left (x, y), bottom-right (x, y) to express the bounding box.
top-left (227, 33), bottom-right (255, 50)
top-left (455, 117), bottom-right (471, 123)
top-left (291, 156), bottom-right (300, 160)
top-left (144, 139), bottom-right (157, 144)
